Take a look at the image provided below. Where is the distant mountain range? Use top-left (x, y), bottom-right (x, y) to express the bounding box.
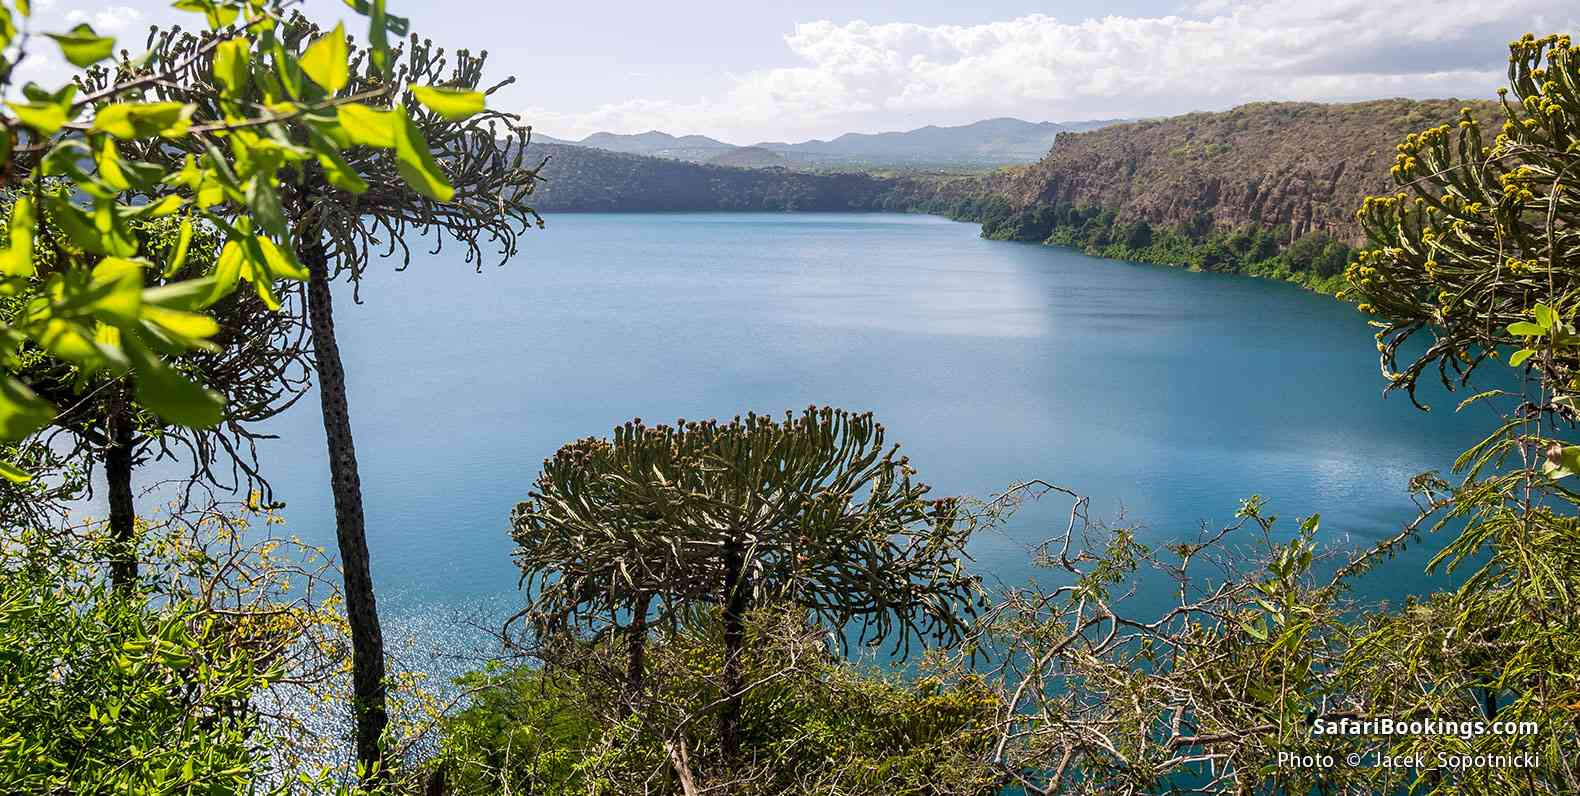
top-left (533, 117), bottom-right (1124, 169)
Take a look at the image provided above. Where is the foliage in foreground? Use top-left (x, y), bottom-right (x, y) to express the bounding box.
top-left (0, 508), bottom-right (347, 794)
top-left (0, 0), bottom-right (488, 479)
top-left (431, 609), bottom-right (1001, 795)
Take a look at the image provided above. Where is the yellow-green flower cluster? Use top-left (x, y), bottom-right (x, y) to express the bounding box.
top-left (1499, 165), bottom-right (1541, 202)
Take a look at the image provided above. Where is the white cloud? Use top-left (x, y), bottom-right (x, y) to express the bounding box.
top-left (524, 0), bottom-right (1568, 142)
top-left (65, 5), bottom-right (143, 32)
top-left (6, 3), bottom-right (183, 95)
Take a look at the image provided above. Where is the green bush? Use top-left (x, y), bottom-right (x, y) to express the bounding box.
top-left (0, 516), bottom-right (348, 794)
top-left (0, 528), bottom-right (270, 793)
top-left (429, 610), bottom-right (1001, 795)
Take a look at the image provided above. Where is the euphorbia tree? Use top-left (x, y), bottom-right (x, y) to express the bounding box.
top-left (1343, 33), bottom-right (1580, 790)
top-left (0, 0), bottom-right (527, 779)
top-left (511, 406), bottom-right (983, 763)
top-left (1348, 33), bottom-right (1578, 406)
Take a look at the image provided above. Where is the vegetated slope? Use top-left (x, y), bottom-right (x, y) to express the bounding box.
top-left (527, 142), bottom-right (896, 211)
top-left (706, 146), bottom-right (791, 169)
top-left (947, 99), bottom-right (1505, 292)
top-left (996, 99), bottom-right (1499, 243)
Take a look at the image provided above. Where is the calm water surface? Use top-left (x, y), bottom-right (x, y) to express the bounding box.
top-left (225, 213), bottom-right (1489, 668)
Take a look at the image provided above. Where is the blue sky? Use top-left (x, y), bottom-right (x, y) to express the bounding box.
top-left (24, 0), bottom-right (1580, 142)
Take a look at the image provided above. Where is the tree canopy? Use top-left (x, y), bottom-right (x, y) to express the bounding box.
top-left (512, 407), bottom-right (983, 656)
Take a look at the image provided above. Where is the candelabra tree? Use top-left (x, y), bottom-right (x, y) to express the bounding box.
top-left (1343, 33), bottom-right (1580, 792)
top-left (1348, 33), bottom-right (1578, 407)
top-left (510, 406), bottom-right (984, 767)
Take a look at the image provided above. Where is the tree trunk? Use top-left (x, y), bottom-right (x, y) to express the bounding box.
top-left (105, 394), bottom-right (137, 592)
top-left (719, 534), bottom-right (748, 766)
top-left (303, 241), bottom-right (389, 780)
top-left (625, 592), bottom-right (652, 714)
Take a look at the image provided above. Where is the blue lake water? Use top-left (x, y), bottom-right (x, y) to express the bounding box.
top-left (215, 212), bottom-right (1489, 669)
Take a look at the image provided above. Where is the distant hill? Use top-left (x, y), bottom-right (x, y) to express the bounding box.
top-left (524, 142), bottom-right (897, 212)
top-left (706, 146), bottom-right (791, 169)
top-left (536, 117), bottom-right (1127, 169)
top-left (535, 130), bottom-right (737, 162)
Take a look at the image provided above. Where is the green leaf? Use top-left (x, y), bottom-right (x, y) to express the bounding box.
top-left (127, 341), bottom-right (223, 427)
top-left (342, 0), bottom-right (409, 35)
top-left (92, 102), bottom-right (194, 139)
top-left (411, 85), bottom-right (484, 120)
top-left (87, 257), bottom-right (146, 324)
top-left (6, 100), bottom-right (69, 135)
top-left (0, 459), bottom-right (31, 484)
top-left (144, 278), bottom-right (219, 311)
top-left (1544, 444), bottom-right (1580, 481)
top-left (142, 304), bottom-right (219, 342)
top-left (43, 195), bottom-right (108, 254)
top-left (31, 318), bottom-right (114, 370)
top-left (0, 196), bottom-right (35, 277)
top-left (45, 23), bottom-right (115, 67)
top-left (140, 194), bottom-right (185, 218)
top-left (0, 376), bottom-right (52, 440)
top-left (95, 136), bottom-right (130, 190)
top-left (335, 103), bottom-right (397, 148)
top-left (255, 236), bottom-right (309, 280)
top-left (39, 139), bottom-right (91, 180)
top-left (204, 240), bottom-right (244, 307)
top-left (1507, 321), bottom-right (1545, 337)
top-left (213, 37), bottom-right (250, 98)
top-left (1534, 303), bottom-right (1556, 329)
top-left (234, 237), bottom-right (293, 310)
top-left (1509, 348), bottom-right (1536, 367)
top-left (163, 217), bottom-right (194, 278)
top-left (367, 0), bottom-right (390, 75)
top-left (392, 106), bottom-right (454, 201)
top-left (313, 141), bottom-right (368, 193)
top-left (22, 80), bottom-right (75, 105)
top-left (0, 7), bottom-right (15, 52)
top-left (246, 179), bottom-right (287, 239)
top-left (173, 0), bottom-right (238, 29)
top-left (92, 199), bottom-right (138, 256)
top-left (299, 23), bottom-right (348, 94)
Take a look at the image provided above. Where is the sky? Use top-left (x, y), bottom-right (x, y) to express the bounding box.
top-left (16, 0), bottom-right (1580, 144)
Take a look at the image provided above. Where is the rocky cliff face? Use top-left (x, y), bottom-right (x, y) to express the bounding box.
top-left (987, 99), bottom-right (1503, 245)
